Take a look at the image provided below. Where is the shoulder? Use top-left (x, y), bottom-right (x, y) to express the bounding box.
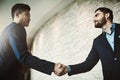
top-left (115, 23), bottom-right (120, 27)
top-left (4, 22), bottom-right (26, 36)
top-left (93, 33), bottom-right (104, 43)
top-left (114, 23), bottom-right (120, 31)
top-left (8, 22), bottom-right (25, 33)
top-left (95, 33), bottom-right (103, 39)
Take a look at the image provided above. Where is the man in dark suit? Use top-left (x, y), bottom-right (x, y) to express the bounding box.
top-left (61, 7), bottom-right (120, 80)
top-left (0, 3), bottom-right (66, 80)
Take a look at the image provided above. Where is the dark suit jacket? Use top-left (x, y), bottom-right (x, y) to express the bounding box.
top-left (68, 23), bottom-right (120, 80)
top-left (0, 22), bottom-right (54, 80)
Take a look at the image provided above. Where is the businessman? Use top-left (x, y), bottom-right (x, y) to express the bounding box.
top-left (0, 3), bottom-right (66, 80)
top-left (60, 7), bottom-right (120, 80)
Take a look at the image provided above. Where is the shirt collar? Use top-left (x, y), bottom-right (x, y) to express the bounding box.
top-left (105, 23), bottom-right (115, 35)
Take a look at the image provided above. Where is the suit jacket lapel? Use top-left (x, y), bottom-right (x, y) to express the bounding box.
top-left (114, 23), bottom-right (120, 57)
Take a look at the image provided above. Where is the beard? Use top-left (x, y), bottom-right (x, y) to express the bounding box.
top-left (94, 16), bottom-right (107, 28)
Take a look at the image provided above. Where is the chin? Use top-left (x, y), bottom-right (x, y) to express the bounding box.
top-left (95, 26), bottom-right (100, 28)
top-left (24, 24), bottom-right (29, 27)
top-left (94, 23), bottom-right (103, 28)
top-left (25, 25), bottom-right (29, 27)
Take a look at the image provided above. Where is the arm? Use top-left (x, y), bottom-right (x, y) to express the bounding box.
top-left (8, 26), bottom-right (55, 75)
top-left (68, 40), bottom-right (99, 76)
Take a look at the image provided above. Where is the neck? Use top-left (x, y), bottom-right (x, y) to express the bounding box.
top-left (13, 18), bottom-right (24, 27)
top-left (102, 21), bottom-right (113, 34)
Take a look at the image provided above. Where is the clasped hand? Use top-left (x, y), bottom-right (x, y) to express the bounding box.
top-left (54, 63), bottom-right (68, 76)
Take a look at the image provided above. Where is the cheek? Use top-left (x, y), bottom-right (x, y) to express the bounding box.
top-left (25, 17), bottom-right (30, 21)
top-left (22, 17), bottom-right (28, 22)
top-left (97, 17), bottom-right (102, 20)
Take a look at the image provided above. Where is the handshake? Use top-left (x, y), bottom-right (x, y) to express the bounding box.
top-left (54, 63), bottom-right (68, 76)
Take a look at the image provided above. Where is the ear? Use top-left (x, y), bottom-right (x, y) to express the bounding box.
top-left (105, 13), bottom-right (110, 19)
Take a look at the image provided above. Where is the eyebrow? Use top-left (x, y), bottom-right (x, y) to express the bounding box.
top-left (95, 13), bottom-right (99, 17)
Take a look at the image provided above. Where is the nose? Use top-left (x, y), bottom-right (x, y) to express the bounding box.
top-left (93, 17), bottom-right (96, 22)
top-left (93, 16), bottom-right (97, 22)
top-left (29, 19), bottom-right (31, 21)
top-left (29, 15), bottom-right (31, 21)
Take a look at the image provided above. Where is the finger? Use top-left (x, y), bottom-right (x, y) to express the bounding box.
top-left (58, 64), bottom-right (62, 68)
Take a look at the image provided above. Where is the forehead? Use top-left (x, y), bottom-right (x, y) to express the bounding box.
top-left (22, 10), bottom-right (29, 13)
top-left (95, 10), bottom-right (103, 14)
top-left (21, 10), bottom-right (30, 14)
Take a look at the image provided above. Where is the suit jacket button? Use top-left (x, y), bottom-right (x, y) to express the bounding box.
top-left (114, 58), bottom-right (117, 60)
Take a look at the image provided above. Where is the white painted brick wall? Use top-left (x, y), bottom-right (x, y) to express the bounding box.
top-left (31, 0), bottom-right (120, 80)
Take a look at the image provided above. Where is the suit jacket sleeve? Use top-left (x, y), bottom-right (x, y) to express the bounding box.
top-left (68, 40), bottom-right (99, 76)
top-left (8, 25), bottom-right (55, 75)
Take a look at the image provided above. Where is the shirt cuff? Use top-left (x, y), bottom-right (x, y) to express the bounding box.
top-left (67, 65), bottom-right (71, 73)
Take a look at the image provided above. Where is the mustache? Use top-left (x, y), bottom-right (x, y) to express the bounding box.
top-left (94, 20), bottom-right (99, 23)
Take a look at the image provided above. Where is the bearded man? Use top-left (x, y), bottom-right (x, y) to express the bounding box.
top-left (61, 7), bottom-right (120, 80)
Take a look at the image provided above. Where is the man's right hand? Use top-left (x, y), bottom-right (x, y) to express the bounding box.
top-left (54, 63), bottom-right (68, 76)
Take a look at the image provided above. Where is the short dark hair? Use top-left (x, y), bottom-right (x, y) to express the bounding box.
top-left (95, 7), bottom-right (113, 22)
top-left (11, 3), bottom-right (31, 19)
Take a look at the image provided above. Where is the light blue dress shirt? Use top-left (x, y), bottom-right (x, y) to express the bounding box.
top-left (106, 23), bottom-right (115, 51)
